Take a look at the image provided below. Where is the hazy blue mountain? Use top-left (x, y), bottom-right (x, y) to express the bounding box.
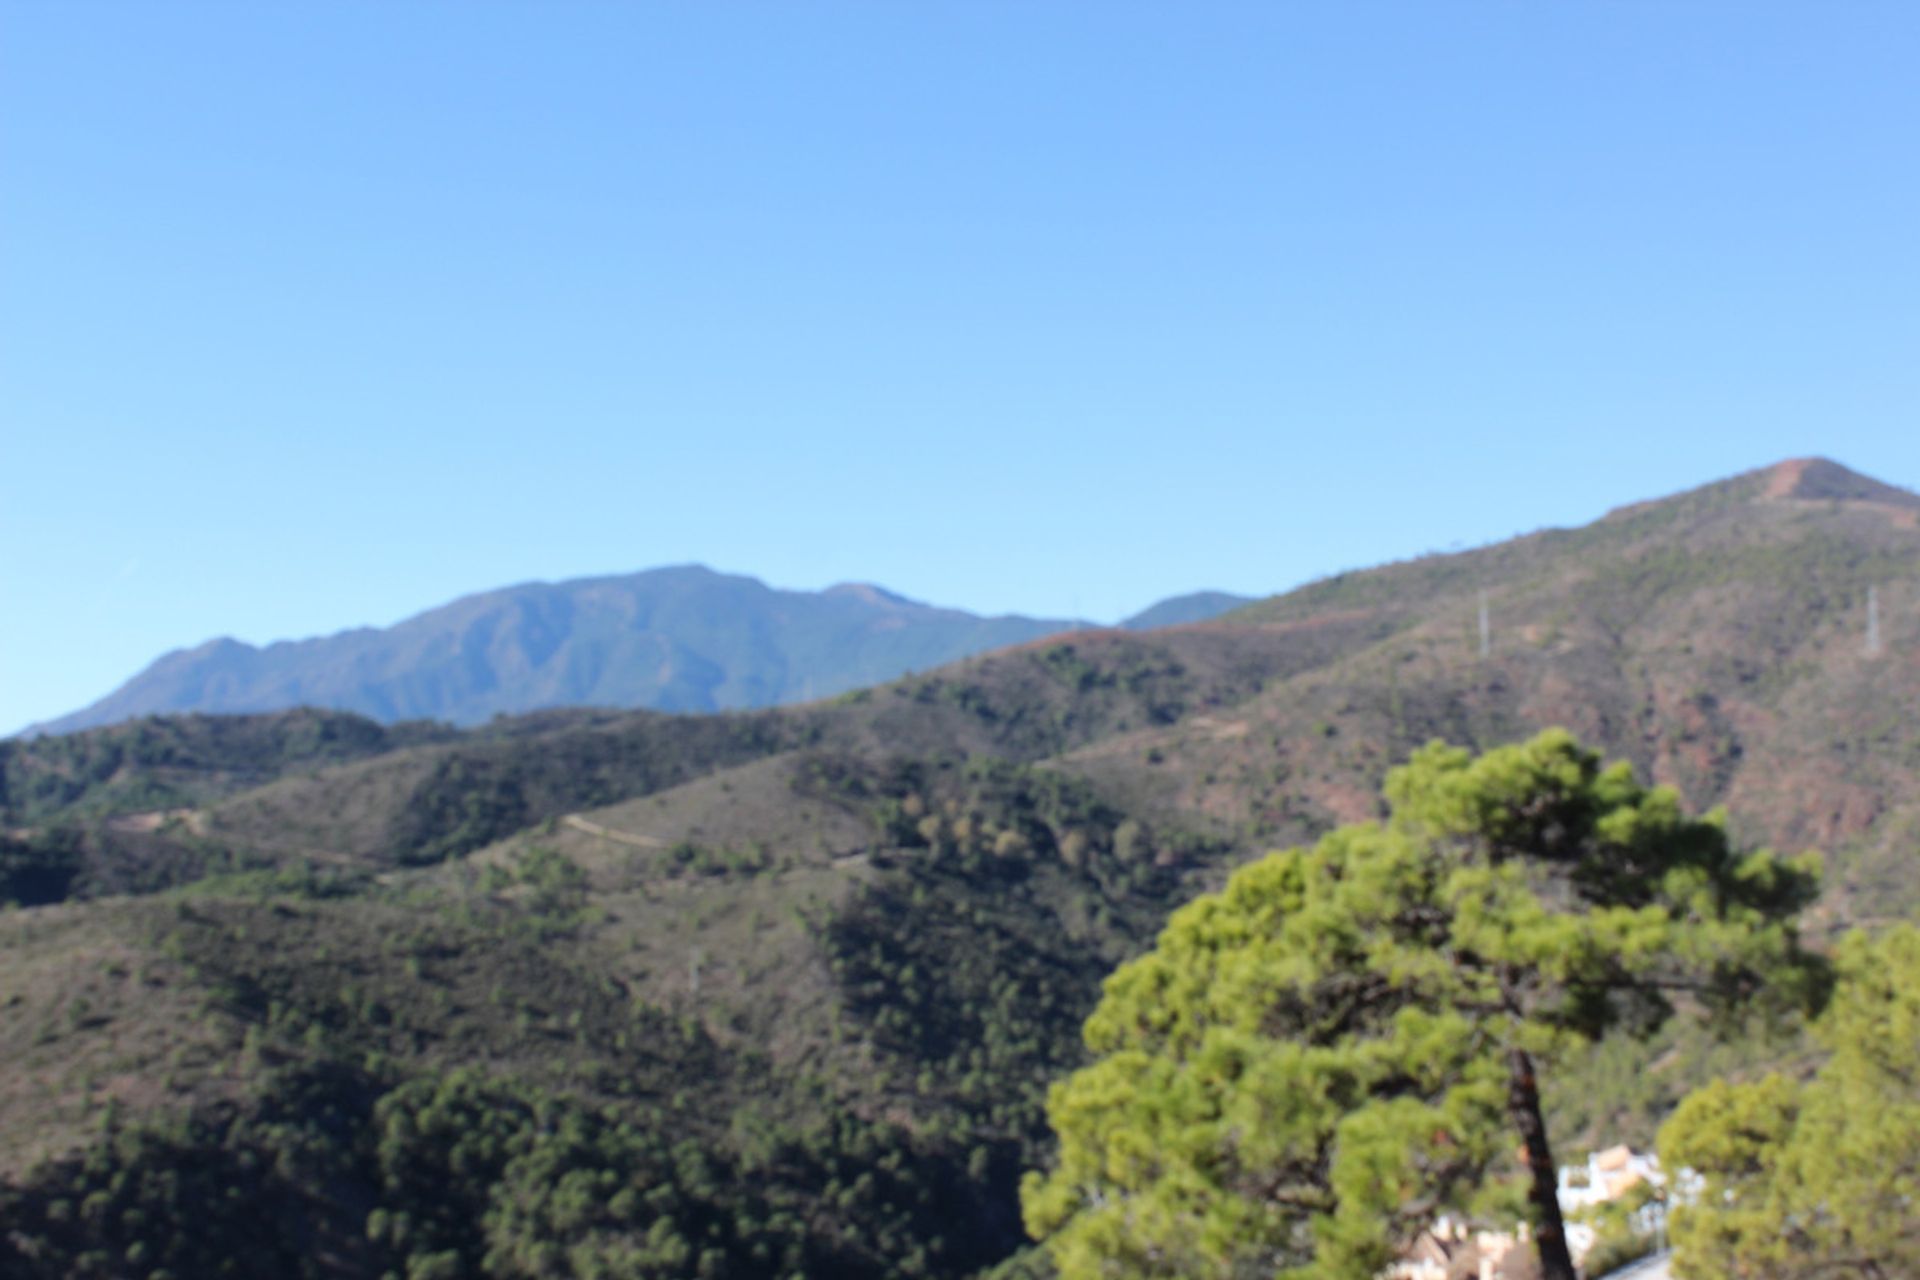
top-left (1118, 590), bottom-right (1257, 630)
top-left (32, 566), bottom-right (1106, 734)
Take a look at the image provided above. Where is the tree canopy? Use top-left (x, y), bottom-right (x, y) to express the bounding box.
top-left (1660, 924), bottom-right (1920, 1279)
top-left (1021, 729), bottom-right (1822, 1280)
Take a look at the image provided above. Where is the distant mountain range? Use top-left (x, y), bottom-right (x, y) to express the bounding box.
top-left (27, 568), bottom-right (1255, 735)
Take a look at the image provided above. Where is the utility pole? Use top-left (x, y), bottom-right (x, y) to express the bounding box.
top-left (1868, 586), bottom-right (1882, 657)
top-left (1479, 591), bottom-right (1491, 659)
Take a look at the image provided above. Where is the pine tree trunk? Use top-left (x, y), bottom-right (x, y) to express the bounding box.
top-left (1508, 1046), bottom-right (1578, 1280)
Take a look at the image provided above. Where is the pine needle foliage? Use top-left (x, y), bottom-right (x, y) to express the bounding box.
top-left (1022, 729), bottom-right (1823, 1280)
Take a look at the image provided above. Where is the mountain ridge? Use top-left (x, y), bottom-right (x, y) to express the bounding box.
top-left (28, 568), bottom-right (1256, 737)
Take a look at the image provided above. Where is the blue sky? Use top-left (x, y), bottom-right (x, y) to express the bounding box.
top-left (3, 2), bottom-right (1917, 733)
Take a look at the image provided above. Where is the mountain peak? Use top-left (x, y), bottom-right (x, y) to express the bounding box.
top-left (822, 583), bottom-right (919, 608)
top-left (1601, 458), bottom-right (1917, 525)
top-left (1760, 457), bottom-right (1920, 508)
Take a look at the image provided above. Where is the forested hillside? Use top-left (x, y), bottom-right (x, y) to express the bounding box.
top-left (4, 459), bottom-right (1918, 1278)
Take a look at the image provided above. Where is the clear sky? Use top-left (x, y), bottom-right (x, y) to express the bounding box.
top-left (3, 2), bottom-right (1917, 734)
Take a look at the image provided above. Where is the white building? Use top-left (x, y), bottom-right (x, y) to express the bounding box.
top-left (1558, 1144), bottom-right (1663, 1215)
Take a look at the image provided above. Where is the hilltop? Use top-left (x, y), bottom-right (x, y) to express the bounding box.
top-left (3, 458), bottom-right (1918, 1279)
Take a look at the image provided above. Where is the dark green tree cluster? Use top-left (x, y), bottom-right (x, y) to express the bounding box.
top-left (0, 825), bottom-right (83, 906)
top-left (818, 753), bottom-right (1226, 1267)
top-left (827, 761), bottom-right (1199, 1108)
top-left (0, 1060), bottom-right (384, 1279)
top-left (0, 1053), bottom-right (1022, 1280)
top-left (364, 1069), bottom-right (1005, 1280)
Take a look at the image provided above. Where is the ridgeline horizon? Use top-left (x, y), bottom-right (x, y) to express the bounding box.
top-left (23, 566), bottom-right (1259, 737)
top-left (26, 456), bottom-right (1910, 739)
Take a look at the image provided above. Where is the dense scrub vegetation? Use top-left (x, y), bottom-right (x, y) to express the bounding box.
top-left (0, 752), bottom-right (1247, 1278)
top-left (0, 847), bottom-right (1037, 1279)
top-left (379, 712), bottom-right (803, 866)
top-left (0, 1053), bottom-right (1016, 1280)
top-left (0, 709), bottom-right (453, 826)
top-left (821, 759), bottom-right (1220, 1164)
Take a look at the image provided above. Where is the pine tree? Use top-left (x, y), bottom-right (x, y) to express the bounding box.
top-left (1660, 925), bottom-right (1920, 1279)
top-left (1022, 729), bottom-right (1823, 1280)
